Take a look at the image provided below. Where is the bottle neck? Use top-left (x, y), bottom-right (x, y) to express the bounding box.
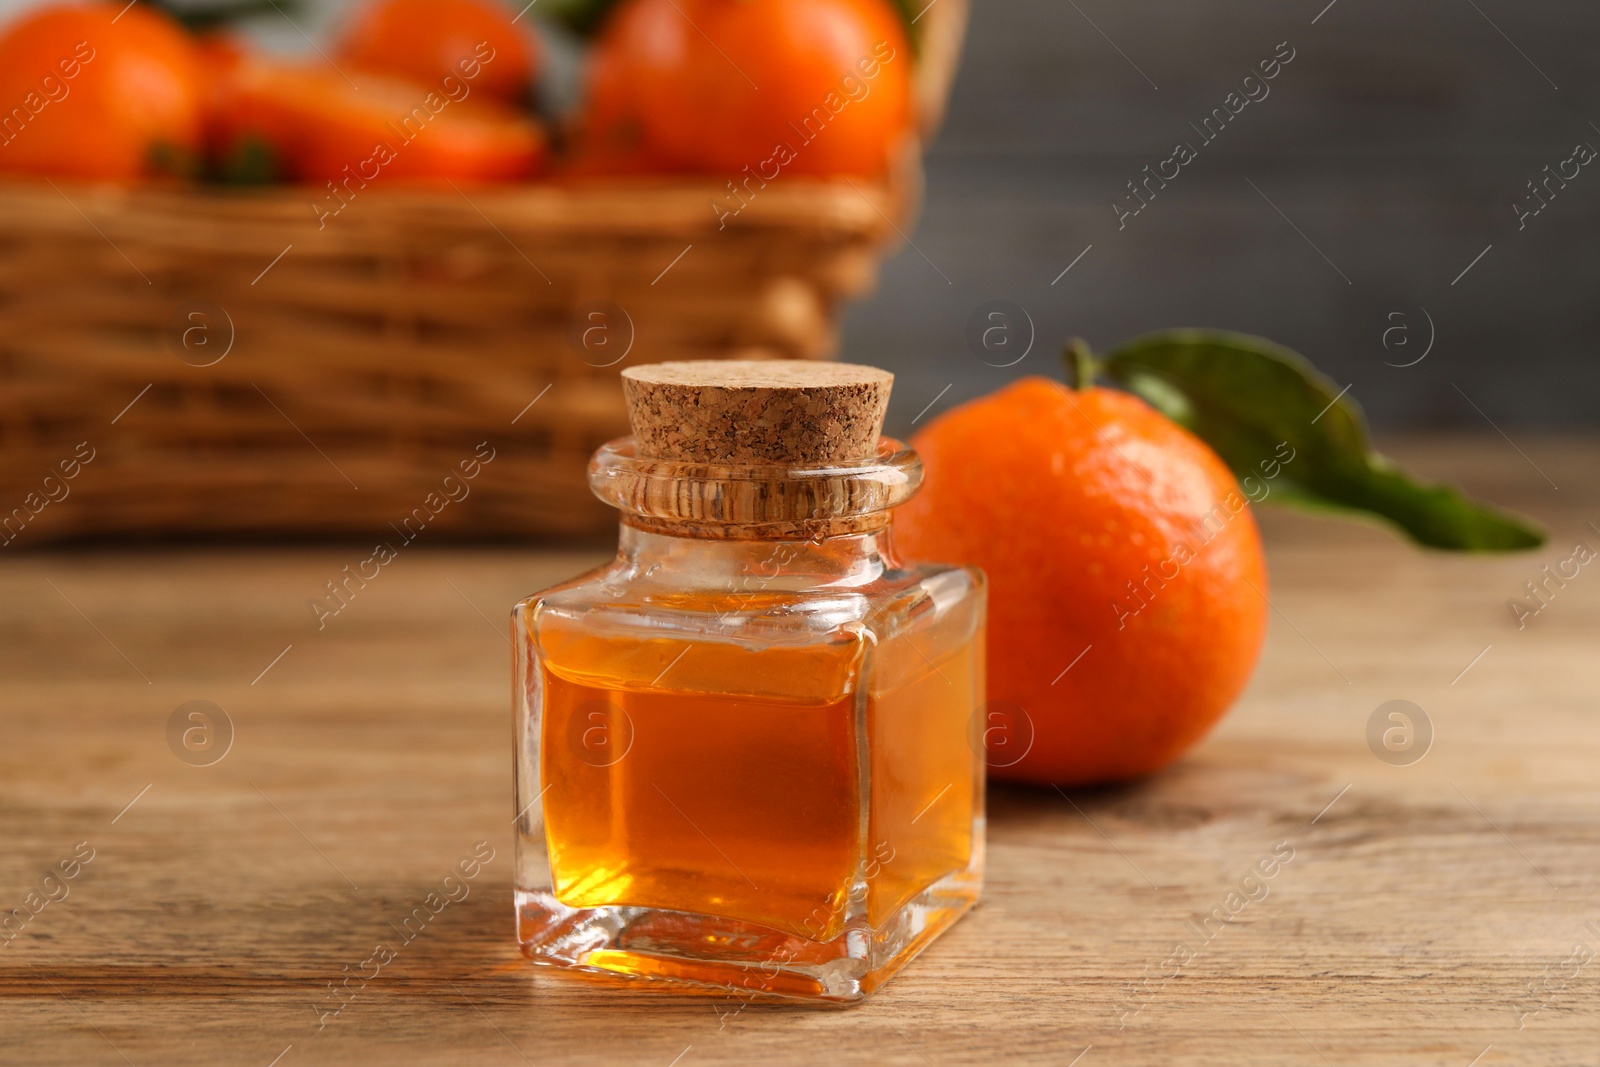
top-left (615, 521), bottom-right (903, 588)
top-left (619, 511), bottom-right (892, 541)
top-left (589, 436), bottom-right (922, 543)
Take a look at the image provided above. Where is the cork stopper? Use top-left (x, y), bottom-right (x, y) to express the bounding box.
top-left (621, 360), bottom-right (894, 465)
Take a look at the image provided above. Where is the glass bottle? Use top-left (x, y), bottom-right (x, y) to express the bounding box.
top-left (512, 361), bottom-right (986, 1002)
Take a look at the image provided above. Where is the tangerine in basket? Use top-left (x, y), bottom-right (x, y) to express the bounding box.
top-left (893, 378), bottom-right (1269, 786)
top-left (194, 29), bottom-right (249, 78)
top-left (213, 58), bottom-right (546, 185)
top-left (0, 1), bottom-right (204, 180)
top-left (336, 0), bottom-right (539, 106)
top-left (563, 34), bottom-right (666, 178)
top-left (580, 0), bottom-right (913, 178)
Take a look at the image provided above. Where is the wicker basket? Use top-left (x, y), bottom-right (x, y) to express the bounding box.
top-left (0, 0), bottom-right (966, 544)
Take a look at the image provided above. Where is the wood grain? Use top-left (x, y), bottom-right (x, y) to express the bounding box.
top-left (1, 436), bottom-right (1596, 1066)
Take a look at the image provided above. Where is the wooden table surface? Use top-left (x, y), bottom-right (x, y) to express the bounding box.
top-left (2, 437), bottom-right (1596, 1066)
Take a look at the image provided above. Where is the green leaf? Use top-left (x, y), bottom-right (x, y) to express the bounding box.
top-left (1098, 329), bottom-right (1545, 552)
top-left (537, 0), bottom-right (621, 37)
top-left (883, 0), bottom-right (925, 55)
top-left (538, 0), bottom-right (924, 49)
top-left (209, 136), bottom-right (282, 186)
top-left (150, 0), bottom-right (305, 31)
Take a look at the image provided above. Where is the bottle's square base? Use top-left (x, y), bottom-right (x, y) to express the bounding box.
top-left (515, 868), bottom-right (980, 1003)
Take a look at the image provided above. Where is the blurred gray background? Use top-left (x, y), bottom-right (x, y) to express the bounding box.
top-left (842, 0), bottom-right (1599, 437)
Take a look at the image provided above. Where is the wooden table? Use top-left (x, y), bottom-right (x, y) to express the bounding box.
top-left (2, 437), bottom-right (1595, 1066)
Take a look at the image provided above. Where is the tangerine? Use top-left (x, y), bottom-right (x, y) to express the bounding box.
top-left (214, 57), bottom-right (545, 186)
top-left (580, 0), bottom-right (912, 178)
top-left (893, 377), bottom-right (1269, 786)
top-left (562, 32), bottom-right (665, 178)
top-left (0, 2), bottom-right (204, 180)
top-left (336, 0), bottom-right (538, 106)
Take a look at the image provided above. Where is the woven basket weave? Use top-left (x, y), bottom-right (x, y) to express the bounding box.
top-left (0, 1), bottom-right (965, 545)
